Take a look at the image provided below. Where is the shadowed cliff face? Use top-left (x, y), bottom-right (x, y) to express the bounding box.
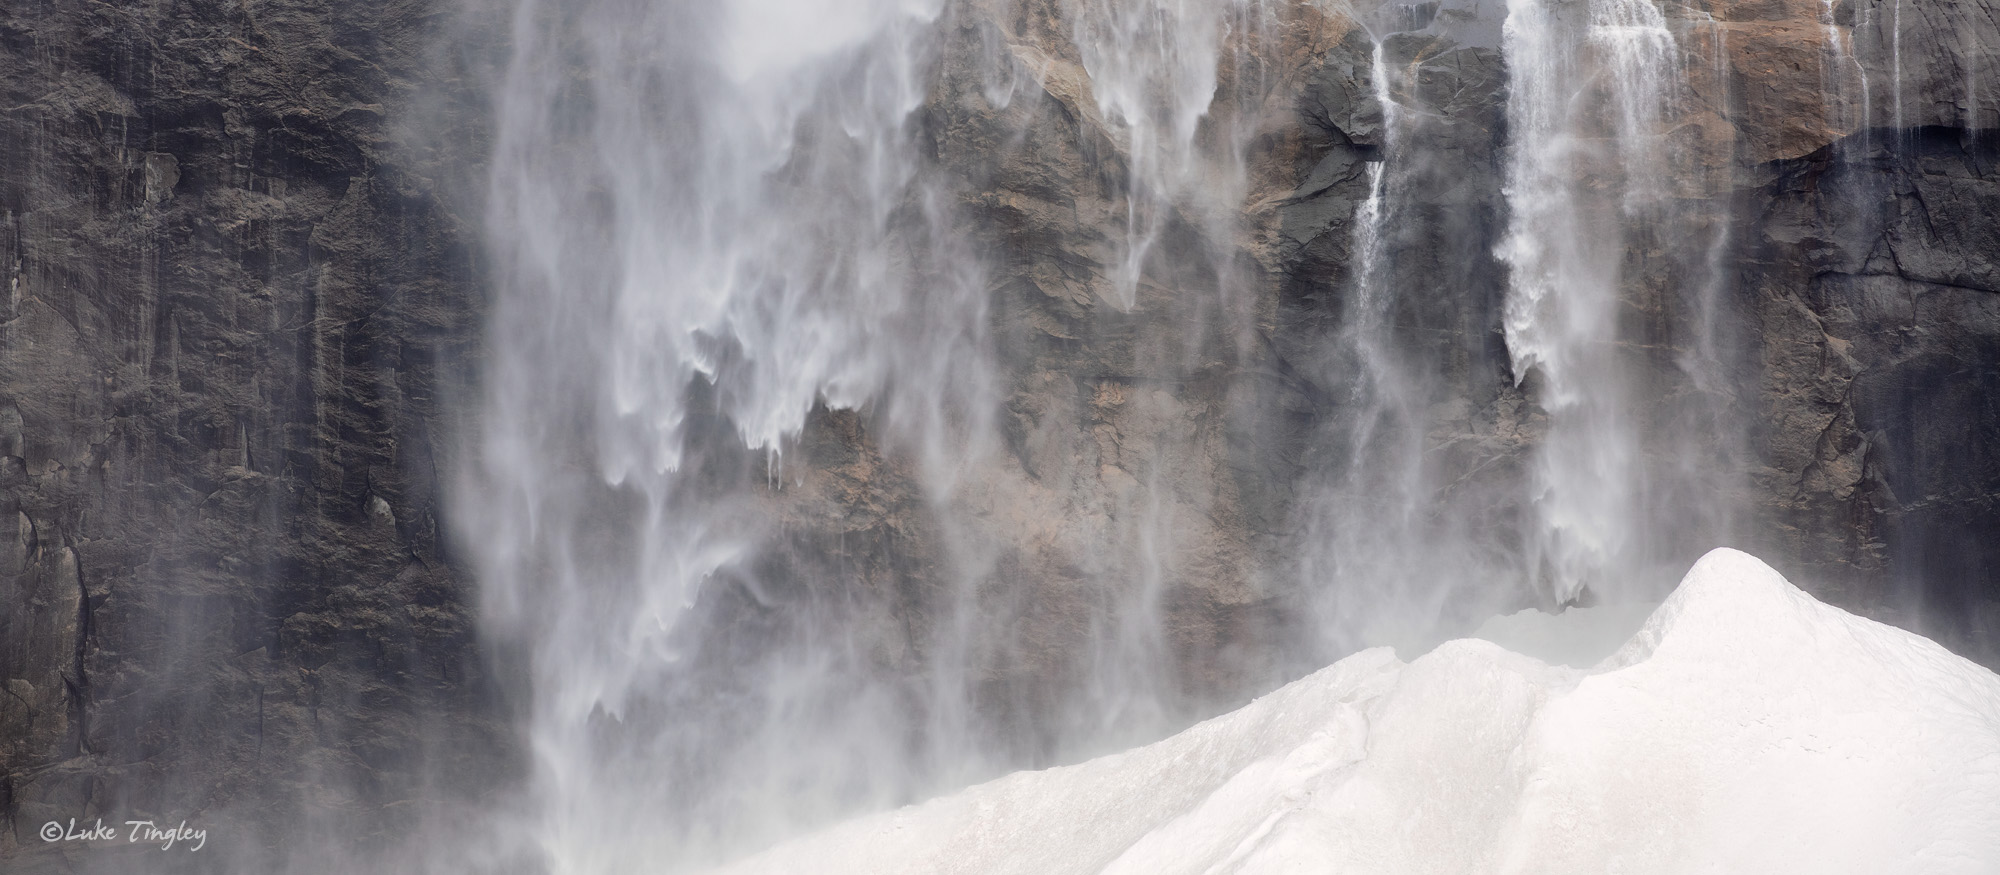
top-left (0, 0), bottom-right (515, 872)
top-left (0, 0), bottom-right (1993, 869)
top-left (1749, 127), bottom-right (2000, 664)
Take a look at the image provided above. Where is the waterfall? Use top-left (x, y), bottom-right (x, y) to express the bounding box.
top-left (465, 0), bottom-right (1287, 866)
top-left (461, 0), bottom-right (1752, 867)
top-left (1074, 0), bottom-right (1231, 308)
top-left (1819, 0), bottom-right (1869, 132)
top-left (1056, 0), bottom-right (1278, 748)
top-left (1496, 0), bottom-right (1686, 604)
top-left (1293, 26), bottom-right (1472, 655)
top-left (469, 0), bottom-right (1000, 866)
top-left (1891, 0), bottom-right (1904, 133)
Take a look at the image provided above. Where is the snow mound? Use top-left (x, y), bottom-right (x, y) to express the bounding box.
top-left (713, 549), bottom-right (2000, 874)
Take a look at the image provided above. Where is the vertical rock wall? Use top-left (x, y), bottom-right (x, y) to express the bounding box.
top-left (0, 0), bottom-right (1993, 867)
top-left (0, 0), bottom-right (509, 870)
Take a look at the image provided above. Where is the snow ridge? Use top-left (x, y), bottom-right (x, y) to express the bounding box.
top-left (717, 549), bottom-right (2000, 874)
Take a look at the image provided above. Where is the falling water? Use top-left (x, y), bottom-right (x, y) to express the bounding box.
top-left (465, 0), bottom-right (1295, 867)
top-left (1496, 0), bottom-right (1684, 604)
top-left (469, 0), bottom-right (1001, 866)
top-left (1819, 0), bottom-right (1869, 132)
top-left (461, 0), bottom-right (1753, 868)
top-left (1074, 0), bottom-right (1231, 308)
top-left (1054, 0), bottom-right (1275, 750)
top-left (1293, 24), bottom-right (1482, 654)
top-left (1891, 0), bottom-right (1904, 133)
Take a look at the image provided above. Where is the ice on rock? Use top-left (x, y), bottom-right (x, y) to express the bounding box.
top-left (714, 549), bottom-right (2000, 874)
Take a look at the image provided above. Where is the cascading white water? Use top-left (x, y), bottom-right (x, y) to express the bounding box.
top-left (462, 0), bottom-right (1759, 868)
top-left (1497, 0), bottom-right (1681, 604)
top-left (470, 0), bottom-right (1001, 867)
top-left (1294, 30), bottom-right (1469, 653)
top-left (466, 0), bottom-right (1290, 868)
top-left (1074, 0), bottom-right (1231, 308)
top-left (1058, 0), bottom-right (1277, 747)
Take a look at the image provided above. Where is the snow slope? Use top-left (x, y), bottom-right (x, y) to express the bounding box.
top-left (713, 549), bottom-right (2000, 874)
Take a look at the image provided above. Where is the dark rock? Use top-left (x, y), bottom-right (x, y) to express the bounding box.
top-left (1745, 128), bottom-right (2000, 665)
top-left (0, 0), bottom-right (1995, 866)
top-left (0, 0), bottom-right (512, 870)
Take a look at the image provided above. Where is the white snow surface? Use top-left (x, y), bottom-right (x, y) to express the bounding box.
top-left (713, 549), bottom-right (2000, 874)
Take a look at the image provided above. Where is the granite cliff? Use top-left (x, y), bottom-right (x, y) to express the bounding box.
top-left (0, 1), bottom-right (509, 870)
top-left (0, 0), bottom-right (1995, 869)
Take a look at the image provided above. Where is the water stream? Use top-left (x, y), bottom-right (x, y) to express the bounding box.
top-left (1496, 0), bottom-right (1681, 605)
top-left (469, 0), bottom-right (1000, 865)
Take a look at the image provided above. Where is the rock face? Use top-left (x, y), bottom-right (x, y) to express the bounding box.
top-left (0, 0), bottom-right (509, 871)
top-left (1748, 127), bottom-right (2000, 662)
top-left (0, 0), bottom-right (1994, 867)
